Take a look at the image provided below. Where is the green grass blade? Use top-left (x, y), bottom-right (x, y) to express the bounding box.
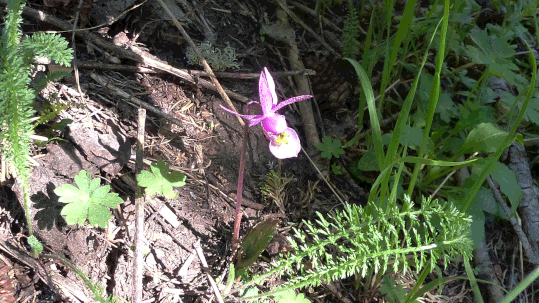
top-left (346, 58), bottom-right (385, 171)
top-left (383, 18), bottom-right (444, 169)
top-left (407, 0), bottom-right (450, 197)
top-left (499, 265), bottom-right (539, 303)
top-left (378, 0), bottom-right (417, 110)
top-left (464, 256), bottom-right (484, 303)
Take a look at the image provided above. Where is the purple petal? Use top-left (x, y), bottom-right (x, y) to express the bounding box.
top-left (259, 68), bottom-right (278, 115)
top-left (262, 114), bottom-right (287, 134)
top-left (220, 104), bottom-right (264, 126)
top-left (268, 128), bottom-right (301, 159)
top-left (271, 95), bottom-right (313, 112)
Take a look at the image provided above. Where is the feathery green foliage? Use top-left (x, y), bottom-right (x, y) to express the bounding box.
top-left (0, 0), bottom-right (73, 180)
top-left (342, 1), bottom-right (360, 59)
top-left (0, 0), bottom-right (72, 250)
top-left (240, 196), bottom-right (473, 299)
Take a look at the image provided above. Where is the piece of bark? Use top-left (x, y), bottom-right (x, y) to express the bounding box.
top-left (66, 121), bottom-right (131, 177)
top-left (507, 143), bottom-right (539, 253)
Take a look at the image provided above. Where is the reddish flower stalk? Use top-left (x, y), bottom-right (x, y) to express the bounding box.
top-left (232, 118), bottom-right (249, 258)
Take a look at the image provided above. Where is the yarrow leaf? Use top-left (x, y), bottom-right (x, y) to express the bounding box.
top-left (55, 170), bottom-right (123, 228)
top-left (137, 160), bottom-right (186, 199)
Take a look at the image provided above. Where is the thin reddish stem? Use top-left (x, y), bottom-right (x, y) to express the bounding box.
top-left (231, 111), bottom-right (251, 260)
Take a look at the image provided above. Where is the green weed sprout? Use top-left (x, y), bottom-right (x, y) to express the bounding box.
top-left (136, 160), bottom-right (186, 199)
top-left (54, 170), bottom-right (123, 228)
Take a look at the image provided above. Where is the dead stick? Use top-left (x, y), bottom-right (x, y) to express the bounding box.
top-left (193, 241), bottom-right (225, 303)
top-left (2, 0), bottom-right (250, 103)
top-left (156, 0), bottom-right (245, 127)
top-left (76, 62), bottom-right (315, 79)
top-left (486, 175), bottom-right (539, 264)
top-left (186, 69), bottom-right (316, 79)
top-left (133, 109), bottom-right (146, 303)
top-left (272, 1), bottom-right (321, 148)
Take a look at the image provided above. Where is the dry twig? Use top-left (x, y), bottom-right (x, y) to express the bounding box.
top-left (486, 175), bottom-right (539, 264)
top-left (133, 109), bottom-right (146, 303)
top-left (194, 241), bottom-right (225, 303)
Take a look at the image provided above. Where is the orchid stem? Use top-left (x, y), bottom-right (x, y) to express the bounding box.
top-left (232, 119), bottom-right (250, 261)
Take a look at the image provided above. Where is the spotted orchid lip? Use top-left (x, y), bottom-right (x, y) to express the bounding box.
top-left (268, 128), bottom-right (301, 159)
top-left (220, 67), bottom-right (312, 159)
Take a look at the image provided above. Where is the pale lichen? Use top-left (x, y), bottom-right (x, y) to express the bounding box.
top-left (185, 42), bottom-right (240, 71)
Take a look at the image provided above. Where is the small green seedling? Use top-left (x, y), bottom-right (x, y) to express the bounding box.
top-left (137, 160), bottom-right (186, 199)
top-left (28, 235), bottom-right (43, 254)
top-left (55, 170), bottom-right (123, 228)
top-left (317, 136), bottom-right (344, 160)
top-left (331, 163), bottom-right (343, 175)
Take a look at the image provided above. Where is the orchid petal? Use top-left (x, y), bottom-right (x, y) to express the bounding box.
top-left (268, 128), bottom-right (301, 159)
top-left (262, 113), bottom-right (288, 134)
top-left (259, 68), bottom-right (278, 115)
top-left (271, 95), bottom-right (313, 112)
top-left (219, 104), bottom-right (264, 126)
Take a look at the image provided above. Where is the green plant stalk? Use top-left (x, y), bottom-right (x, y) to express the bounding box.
top-left (407, 0), bottom-right (450, 197)
top-left (387, 147), bottom-right (406, 210)
top-left (22, 180), bottom-right (32, 236)
top-left (378, 0), bottom-right (417, 111)
top-left (534, 15), bottom-right (539, 45)
top-left (464, 256), bottom-right (484, 303)
top-left (404, 262), bottom-right (432, 302)
top-left (459, 41), bottom-right (537, 213)
top-left (44, 254), bottom-right (110, 303)
top-left (354, 9), bottom-right (376, 132)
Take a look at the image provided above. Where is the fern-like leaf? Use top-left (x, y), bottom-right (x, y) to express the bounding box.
top-left (342, 2), bottom-right (360, 59)
top-left (240, 196), bottom-right (473, 299)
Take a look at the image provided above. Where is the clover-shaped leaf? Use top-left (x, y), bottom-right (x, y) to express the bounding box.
top-left (274, 289), bottom-right (311, 303)
top-left (465, 28), bottom-right (518, 84)
top-left (137, 161), bottom-right (186, 199)
top-left (55, 170), bottom-right (123, 228)
top-left (317, 136), bottom-right (345, 160)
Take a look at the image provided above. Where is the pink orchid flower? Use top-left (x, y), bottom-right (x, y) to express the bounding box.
top-left (221, 67), bottom-right (312, 159)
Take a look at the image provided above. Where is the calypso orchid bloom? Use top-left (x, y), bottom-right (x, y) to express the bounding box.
top-left (221, 67), bottom-right (312, 159)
